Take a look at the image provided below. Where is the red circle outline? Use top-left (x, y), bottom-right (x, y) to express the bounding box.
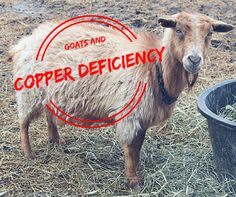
top-left (36, 14), bottom-right (137, 61)
top-left (36, 15), bottom-right (146, 128)
top-left (40, 20), bottom-right (133, 61)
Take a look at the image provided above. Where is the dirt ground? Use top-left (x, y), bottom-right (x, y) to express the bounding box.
top-left (0, 0), bottom-right (236, 196)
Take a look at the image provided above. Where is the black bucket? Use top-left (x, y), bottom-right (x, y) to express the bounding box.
top-left (197, 79), bottom-right (236, 180)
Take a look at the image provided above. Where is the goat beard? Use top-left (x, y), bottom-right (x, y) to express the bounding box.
top-left (184, 71), bottom-right (198, 89)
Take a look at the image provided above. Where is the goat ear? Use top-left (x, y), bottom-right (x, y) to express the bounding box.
top-left (212, 20), bottom-right (234, 32)
top-left (158, 17), bottom-right (176, 28)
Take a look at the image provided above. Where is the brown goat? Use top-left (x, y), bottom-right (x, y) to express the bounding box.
top-left (9, 12), bottom-right (233, 187)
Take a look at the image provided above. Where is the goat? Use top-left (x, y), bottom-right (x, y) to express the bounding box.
top-left (9, 12), bottom-right (233, 188)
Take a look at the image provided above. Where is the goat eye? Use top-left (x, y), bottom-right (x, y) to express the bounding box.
top-left (176, 29), bottom-right (182, 34)
top-left (207, 31), bottom-right (213, 37)
top-left (175, 29), bottom-right (184, 38)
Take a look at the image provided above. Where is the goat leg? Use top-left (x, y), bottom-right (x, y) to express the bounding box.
top-left (123, 130), bottom-right (146, 188)
top-left (19, 119), bottom-right (34, 159)
top-left (46, 111), bottom-right (64, 144)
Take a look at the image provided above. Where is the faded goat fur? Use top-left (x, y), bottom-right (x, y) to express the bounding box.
top-left (9, 12), bottom-right (233, 187)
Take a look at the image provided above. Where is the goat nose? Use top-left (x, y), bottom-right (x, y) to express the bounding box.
top-left (188, 55), bottom-right (201, 64)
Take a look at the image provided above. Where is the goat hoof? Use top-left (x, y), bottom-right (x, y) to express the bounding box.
top-left (21, 144), bottom-right (34, 159)
top-left (127, 176), bottom-right (140, 189)
top-left (24, 151), bottom-right (35, 159)
top-left (59, 138), bottom-right (65, 145)
top-left (49, 137), bottom-right (65, 145)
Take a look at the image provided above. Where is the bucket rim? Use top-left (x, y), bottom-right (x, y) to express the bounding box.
top-left (197, 79), bottom-right (236, 129)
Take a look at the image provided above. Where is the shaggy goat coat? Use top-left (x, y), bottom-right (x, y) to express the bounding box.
top-left (10, 22), bottom-right (181, 144)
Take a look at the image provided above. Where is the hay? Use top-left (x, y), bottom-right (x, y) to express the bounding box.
top-left (1, 0), bottom-right (236, 196)
top-left (219, 101), bottom-right (236, 122)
